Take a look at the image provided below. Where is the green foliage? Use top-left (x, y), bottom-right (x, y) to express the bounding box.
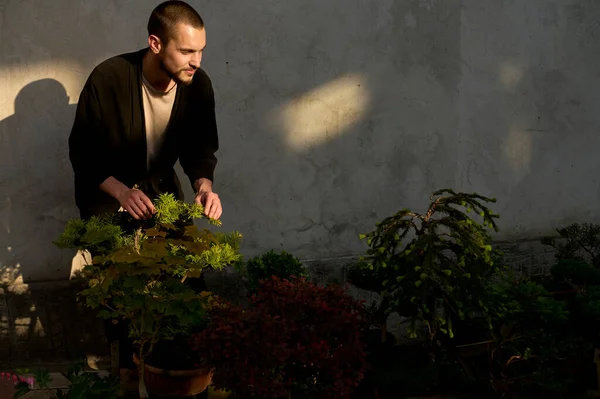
top-left (483, 277), bottom-right (592, 398)
top-left (542, 222), bottom-right (600, 347)
top-left (347, 259), bottom-right (387, 294)
top-left (54, 214), bottom-right (125, 255)
top-left (550, 258), bottom-right (600, 285)
top-left (243, 249), bottom-right (308, 293)
top-left (488, 279), bottom-right (569, 331)
top-left (542, 222), bottom-right (600, 266)
top-left (480, 223), bottom-right (600, 397)
top-left (154, 192), bottom-right (220, 226)
top-left (13, 362), bottom-right (119, 399)
top-left (55, 193), bottom-right (242, 397)
top-left (353, 189), bottom-right (502, 343)
top-left (578, 285), bottom-right (600, 323)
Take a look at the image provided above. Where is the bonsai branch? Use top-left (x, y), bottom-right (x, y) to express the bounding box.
top-left (146, 316), bottom-right (163, 360)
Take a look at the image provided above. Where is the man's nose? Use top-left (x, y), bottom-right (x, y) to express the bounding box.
top-left (190, 53), bottom-right (201, 68)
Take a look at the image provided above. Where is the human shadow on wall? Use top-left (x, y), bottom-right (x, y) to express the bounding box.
top-left (0, 79), bottom-right (93, 365)
top-left (0, 0), bottom-right (463, 281)
top-left (0, 78), bottom-right (78, 283)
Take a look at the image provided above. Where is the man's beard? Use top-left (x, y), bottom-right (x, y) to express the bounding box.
top-left (160, 60), bottom-right (194, 86)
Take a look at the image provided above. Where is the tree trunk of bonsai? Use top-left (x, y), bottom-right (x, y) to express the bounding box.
top-left (110, 341), bottom-right (119, 378)
top-left (138, 346), bottom-right (150, 399)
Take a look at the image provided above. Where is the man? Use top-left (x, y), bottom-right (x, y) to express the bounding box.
top-left (69, 0), bottom-right (222, 222)
top-left (68, 1), bottom-right (221, 390)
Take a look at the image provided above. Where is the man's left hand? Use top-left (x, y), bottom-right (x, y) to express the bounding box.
top-left (195, 190), bottom-right (222, 220)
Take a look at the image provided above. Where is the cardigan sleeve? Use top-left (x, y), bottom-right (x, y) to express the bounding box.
top-left (68, 77), bottom-right (114, 189)
top-left (178, 73), bottom-right (219, 188)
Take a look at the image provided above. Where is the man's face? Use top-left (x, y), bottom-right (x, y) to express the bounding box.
top-left (159, 23), bottom-right (206, 86)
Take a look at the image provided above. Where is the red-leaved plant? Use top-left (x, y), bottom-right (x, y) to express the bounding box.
top-left (192, 277), bottom-right (367, 398)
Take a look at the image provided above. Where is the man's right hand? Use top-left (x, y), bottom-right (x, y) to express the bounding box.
top-left (100, 176), bottom-right (156, 220)
top-left (118, 189), bottom-right (156, 220)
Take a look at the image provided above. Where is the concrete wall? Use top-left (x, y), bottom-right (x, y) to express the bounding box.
top-left (1, 0), bottom-right (600, 283)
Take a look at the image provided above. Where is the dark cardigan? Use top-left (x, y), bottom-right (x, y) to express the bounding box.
top-left (68, 48), bottom-right (219, 218)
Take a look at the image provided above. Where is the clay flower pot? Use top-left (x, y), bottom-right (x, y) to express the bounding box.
top-left (133, 354), bottom-right (213, 396)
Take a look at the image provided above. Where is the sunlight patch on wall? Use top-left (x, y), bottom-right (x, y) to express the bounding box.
top-left (503, 127), bottom-right (532, 174)
top-left (498, 61), bottom-right (525, 90)
top-left (278, 74), bottom-right (369, 150)
top-left (70, 250), bottom-right (92, 279)
top-left (0, 263), bottom-right (29, 294)
top-left (14, 316), bottom-right (45, 337)
top-left (0, 263), bottom-right (20, 283)
top-left (0, 60), bottom-right (85, 120)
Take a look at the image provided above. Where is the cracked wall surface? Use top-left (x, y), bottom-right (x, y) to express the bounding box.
top-left (1, 0), bottom-right (600, 283)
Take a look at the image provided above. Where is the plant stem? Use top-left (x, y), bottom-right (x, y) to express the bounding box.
top-left (134, 228), bottom-right (142, 254)
top-left (147, 318), bottom-right (162, 360)
top-left (82, 250), bottom-right (91, 265)
top-left (139, 345), bottom-right (149, 399)
top-left (138, 307), bottom-right (150, 399)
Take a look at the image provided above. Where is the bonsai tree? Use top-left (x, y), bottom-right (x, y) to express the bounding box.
top-left (542, 223), bottom-right (600, 267)
top-left (55, 193), bottom-right (242, 398)
top-left (444, 223), bottom-right (600, 397)
top-left (193, 277), bottom-right (367, 399)
top-left (349, 189), bottom-right (502, 350)
top-left (541, 223), bottom-right (600, 344)
top-left (483, 277), bottom-right (579, 397)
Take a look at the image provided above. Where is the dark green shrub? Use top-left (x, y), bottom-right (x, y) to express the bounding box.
top-left (542, 223), bottom-right (600, 266)
top-left (244, 250), bottom-right (308, 292)
top-left (352, 189), bottom-right (501, 346)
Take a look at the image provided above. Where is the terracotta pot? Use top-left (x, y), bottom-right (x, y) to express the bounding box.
top-left (133, 354), bottom-right (213, 396)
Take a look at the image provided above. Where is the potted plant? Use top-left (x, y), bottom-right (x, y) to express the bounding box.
top-left (542, 223), bottom-right (600, 267)
top-left (538, 223), bottom-right (600, 394)
top-left (456, 221), bottom-right (600, 397)
top-left (55, 193), bottom-right (242, 398)
top-left (347, 189), bottom-right (503, 397)
top-left (482, 275), bottom-right (592, 398)
top-left (192, 276), bottom-right (367, 399)
top-left (349, 189), bottom-right (501, 349)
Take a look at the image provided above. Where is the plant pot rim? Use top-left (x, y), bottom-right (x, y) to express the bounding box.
top-left (455, 339), bottom-right (494, 348)
top-left (133, 353), bottom-right (213, 377)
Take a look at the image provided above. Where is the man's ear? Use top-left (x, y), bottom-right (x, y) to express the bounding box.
top-left (148, 34), bottom-right (162, 54)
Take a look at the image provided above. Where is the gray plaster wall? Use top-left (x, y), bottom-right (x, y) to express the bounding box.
top-left (1, 0), bottom-right (599, 283)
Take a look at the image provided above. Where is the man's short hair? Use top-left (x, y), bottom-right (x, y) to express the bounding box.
top-left (148, 1), bottom-right (204, 43)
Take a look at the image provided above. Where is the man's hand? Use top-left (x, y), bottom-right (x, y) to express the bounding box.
top-left (193, 178), bottom-right (222, 220)
top-left (118, 189), bottom-right (156, 220)
top-left (101, 176), bottom-right (156, 220)
top-left (195, 190), bottom-right (222, 220)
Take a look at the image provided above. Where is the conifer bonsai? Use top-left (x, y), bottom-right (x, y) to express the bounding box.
top-left (349, 189), bottom-right (501, 351)
top-left (55, 193), bottom-right (242, 398)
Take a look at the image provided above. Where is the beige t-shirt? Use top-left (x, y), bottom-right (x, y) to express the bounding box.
top-left (141, 75), bottom-right (177, 168)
